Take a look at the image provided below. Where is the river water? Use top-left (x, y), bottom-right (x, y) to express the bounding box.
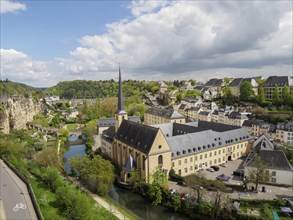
top-left (63, 144), bottom-right (189, 220)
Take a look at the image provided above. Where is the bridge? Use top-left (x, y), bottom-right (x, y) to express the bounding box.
top-left (26, 122), bottom-right (60, 135)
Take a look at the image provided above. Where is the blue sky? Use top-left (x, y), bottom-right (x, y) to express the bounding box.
top-left (0, 0), bottom-right (292, 87)
top-left (1, 1), bottom-right (130, 59)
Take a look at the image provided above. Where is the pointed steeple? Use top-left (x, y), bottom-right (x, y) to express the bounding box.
top-left (115, 64), bottom-right (128, 131)
top-left (117, 64), bottom-right (126, 114)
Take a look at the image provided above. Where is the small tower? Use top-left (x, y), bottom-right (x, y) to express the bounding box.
top-left (115, 65), bottom-right (128, 131)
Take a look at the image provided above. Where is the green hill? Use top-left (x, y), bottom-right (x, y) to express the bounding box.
top-left (45, 80), bottom-right (159, 99)
top-left (0, 80), bottom-right (42, 97)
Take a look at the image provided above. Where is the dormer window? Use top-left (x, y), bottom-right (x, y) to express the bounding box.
top-left (208, 144), bottom-right (211, 148)
top-left (183, 150), bottom-right (186, 154)
top-left (219, 142), bottom-right (222, 145)
top-left (193, 148), bottom-right (196, 152)
top-left (177, 151), bottom-right (180, 156)
top-left (212, 143), bottom-right (215, 147)
top-left (171, 153), bottom-right (174, 157)
top-left (203, 146), bottom-right (206, 149)
top-left (198, 147), bottom-right (201, 151)
top-left (188, 149), bottom-right (191, 153)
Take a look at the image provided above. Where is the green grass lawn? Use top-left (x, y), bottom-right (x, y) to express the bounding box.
top-left (66, 123), bottom-right (78, 130)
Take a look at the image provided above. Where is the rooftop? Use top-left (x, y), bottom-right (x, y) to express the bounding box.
top-left (145, 107), bottom-right (185, 119)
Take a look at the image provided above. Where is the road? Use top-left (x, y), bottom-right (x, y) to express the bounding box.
top-left (0, 159), bottom-right (38, 220)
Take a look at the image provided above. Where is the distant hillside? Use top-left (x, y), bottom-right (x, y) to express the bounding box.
top-left (45, 80), bottom-right (160, 99)
top-left (0, 81), bottom-right (42, 97)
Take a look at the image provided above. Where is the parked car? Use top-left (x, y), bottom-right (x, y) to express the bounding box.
top-left (177, 181), bottom-right (187, 187)
top-left (169, 189), bottom-right (177, 195)
top-left (182, 194), bottom-right (190, 200)
top-left (211, 165), bottom-right (220, 171)
top-left (207, 167), bottom-right (215, 172)
top-left (192, 185), bottom-right (203, 190)
top-left (206, 186), bottom-right (218, 191)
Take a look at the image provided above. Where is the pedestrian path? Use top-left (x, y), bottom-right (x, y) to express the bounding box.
top-left (68, 177), bottom-right (130, 220)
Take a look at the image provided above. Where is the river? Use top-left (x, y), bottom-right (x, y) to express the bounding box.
top-left (63, 144), bottom-right (189, 220)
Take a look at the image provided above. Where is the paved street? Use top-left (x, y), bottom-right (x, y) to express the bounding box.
top-left (0, 159), bottom-right (37, 220)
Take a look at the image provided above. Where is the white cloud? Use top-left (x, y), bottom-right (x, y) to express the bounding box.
top-left (129, 0), bottom-right (170, 17)
top-left (2, 1), bottom-right (292, 87)
top-left (0, 49), bottom-right (55, 87)
top-left (63, 1), bottom-right (292, 82)
top-left (0, 0), bottom-right (26, 14)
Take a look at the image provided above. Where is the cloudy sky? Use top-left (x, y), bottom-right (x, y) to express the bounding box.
top-left (1, 0), bottom-right (292, 87)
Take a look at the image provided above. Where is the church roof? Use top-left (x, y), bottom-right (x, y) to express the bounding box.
top-left (115, 120), bottom-right (159, 155)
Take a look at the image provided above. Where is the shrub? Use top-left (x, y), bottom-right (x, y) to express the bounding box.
top-left (169, 168), bottom-right (183, 181)
top-left (262, 203), bottom-right (273, 220)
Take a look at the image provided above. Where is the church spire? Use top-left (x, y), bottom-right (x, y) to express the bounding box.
top-left (117, 64), bottom-right (125, 113)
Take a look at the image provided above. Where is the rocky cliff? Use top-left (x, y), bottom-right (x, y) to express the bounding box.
top-left (0, 95), bottom-right (43, 134)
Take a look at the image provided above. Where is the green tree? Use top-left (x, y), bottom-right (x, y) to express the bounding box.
top-left (56, 185), bottom-right (95, 220)
top-left (151, 165), bottom-right (168, 188)
top-left (259, 86), bottom-right (265, 104)
top-left (283, 85), bottom-right (290, 105)
top-left (248, 154), bottom-right (269, 191)
top-left (35, 147), bottom-right (60, 168)
top-left (50, 115), bottom-right (61, 128)
top-left (272, 85), bottom-right (280, 105)
top-left (69, 155), bottom-right (115, 195)
top-left (185, 89), bottom-right (200, 98)
top-left (147, 183), bottom-right (162, 205)
top-left (240, 81), bottom-right (254, 101)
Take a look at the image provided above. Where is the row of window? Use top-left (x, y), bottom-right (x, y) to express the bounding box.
top-left (174, 150), bottom-right (244, 167)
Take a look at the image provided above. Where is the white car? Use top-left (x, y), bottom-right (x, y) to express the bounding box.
top-left (207, 168), bottom-right (215, 172)
top-left (169, 189), bottom-right (177, 195)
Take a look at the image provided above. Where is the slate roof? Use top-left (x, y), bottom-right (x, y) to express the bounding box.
top-left (115, 120), bottom-right (159, 155)
top-left (247, 150), bottom-right (292, 171)
top-left (205, 78), bottom-right (218, 86)
top-left (228, 111), bottom-right (248, 119)
top-left (199, 111), bottom-right (210, 116)
top-left (101, 126), bottom-right (116, 143)
top-left (145, 107), bottom-right (185, 119)
top-left (229, 78), bottom-right (243, 87)
top-left (189, 107), bottom-right (201, 111)
top-left (167, 127), bottom-right (252, 159)
top-left (172, 123), bottom-right (208, 136)
top-left (152, 121), bottom-right (252, 159)
top-left (198, 121), bottom-right (241, 132)
top-left (213, 79), bottom-right (223, 87)
top-left (195, 85), bottom-right (204, 91)
top-left (277, 121), bottom-right (293, 132)
top-left (265, 76), bottom-right (293, 87)
top-left (178, 103), bottom-right (187, 110)
top-left (98, 116), bottom-right (141, 127)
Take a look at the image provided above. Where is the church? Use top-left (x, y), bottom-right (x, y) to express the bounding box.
top-left (100, 67), bottom-right (253, 183)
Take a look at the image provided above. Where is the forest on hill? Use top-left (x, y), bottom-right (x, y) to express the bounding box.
top-left (45, 80), bottom-right (162, 99)
top-left (0, 80), bottom-right (43, 98)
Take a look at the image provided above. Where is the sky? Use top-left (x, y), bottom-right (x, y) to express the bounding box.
top-left (0, 0), bottom-right (292, 87)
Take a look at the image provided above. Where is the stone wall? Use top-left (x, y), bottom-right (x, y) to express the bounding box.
top-left (0, 96), bottom-right (43, 134)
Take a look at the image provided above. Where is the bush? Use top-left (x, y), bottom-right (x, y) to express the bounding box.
top-left (262, 203), bottom-right (273, 220)
top-left (169, 169), bottom-right (183, 181)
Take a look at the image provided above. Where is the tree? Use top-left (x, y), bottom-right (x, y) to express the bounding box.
top-left (258, 86), bottom-right (265, 104)
top-left (151, 165), bottom-right (168, 188)
top-left (129, 168), bottom-right (140, 183)
top-left (272, 85), bottom-right (279, 105)
top-left (147, 183), bottom-right (163, 205)
top-left (185, 89), bottom-right (200, 98)
top-left (283, 85), bottom-right (290, 105)
top-left (248, 154), bottom-right (269, 191)
top-left (35, 147), bottom-right (60, 168)
top-left (50, 115), bottom-right (61, 127)
top-left (240, 81), bottom-right (254, 101)
top-left (69, 155), bottom-right (115, 195)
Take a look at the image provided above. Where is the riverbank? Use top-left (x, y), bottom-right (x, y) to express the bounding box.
top-left (67, 177), bottom-right (137, 220)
